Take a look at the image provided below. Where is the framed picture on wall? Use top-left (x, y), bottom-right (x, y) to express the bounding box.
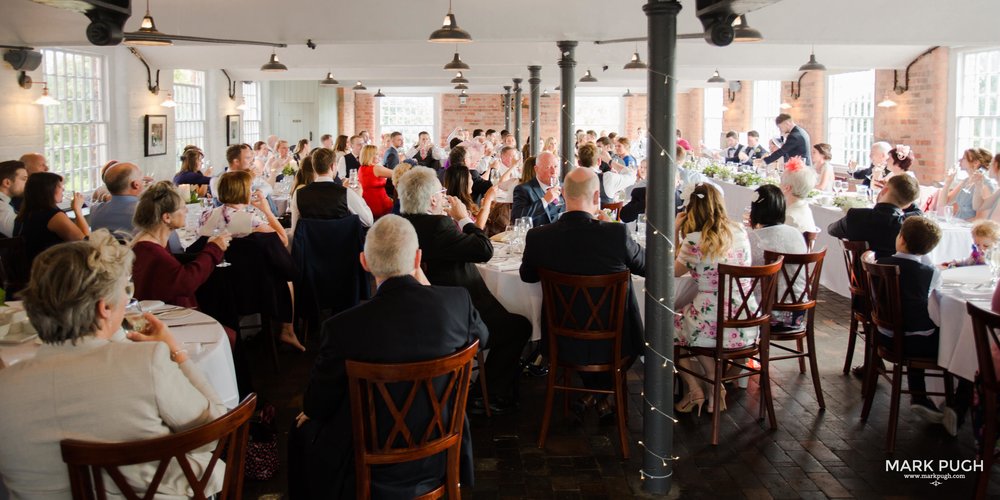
top-left (226, 115), bottom-right (241, 146)
top-left (144, 114), bottom-right (167, 157)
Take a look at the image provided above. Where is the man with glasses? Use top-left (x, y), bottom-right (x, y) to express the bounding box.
top-left (512, 151), bottom-right (564, 227)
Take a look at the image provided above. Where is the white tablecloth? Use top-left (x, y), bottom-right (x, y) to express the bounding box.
top-left (928, 266), bottom-right (995, 382)
top-left (0, 307), bottom-right (240, 409)
top-left (709, 179), bottom-right (974, 297)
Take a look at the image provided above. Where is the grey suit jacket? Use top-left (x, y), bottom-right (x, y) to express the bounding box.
top-left (511, 178), bottom-right (565, 227)
top-left (0, 337), bottom-right (227, 499)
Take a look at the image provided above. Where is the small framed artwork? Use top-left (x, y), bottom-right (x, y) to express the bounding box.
top-left (226, 115), bottom-right (241, 146)
top-left (144, 114), bottom-right (167, 157)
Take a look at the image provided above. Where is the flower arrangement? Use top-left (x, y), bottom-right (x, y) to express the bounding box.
top-left (282, 163), bottom-right (296, 177)
top-left (833, 196), bottom-right (870, 211)
top-left (701, 163), bottom-right (732, 181)
top-left (733, 172), bottom-right (765, 187)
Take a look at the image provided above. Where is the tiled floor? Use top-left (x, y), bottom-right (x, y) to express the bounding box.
top-left (244, 289), bottom-right (994, 499)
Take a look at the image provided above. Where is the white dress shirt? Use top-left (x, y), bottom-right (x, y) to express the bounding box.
top-left (290, 175), bottom-right (373, 234)
top-left (0, 191), bottom-right (15, 238)
top-left (598, 166), bottom-right (638, 200)
top-left (404, 145), bottom-right (447, 161)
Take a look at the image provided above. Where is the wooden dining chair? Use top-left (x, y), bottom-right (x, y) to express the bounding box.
top-left (674, 258), bottom-right (783, 445)
top-left (536, 269), bottom-right (632, 458)
top-left (347, 340), bottom-right (478, 500)
top-left (60, 393), bottom-right (257, 500)
top-left (859, 254), bottom-right (954, 453)
top-left (802, 230), bottom-right (819, 252)
top-left (966, 302), bottom-right (1000, 498)
top-left (841, 240), bottom-right (872, 375)
top-left (764, 249), bottom-right (828, 409)
top-left (600, 201), bottom-right (624, 221)
top-left (0, 236), bottom-right (29, 297)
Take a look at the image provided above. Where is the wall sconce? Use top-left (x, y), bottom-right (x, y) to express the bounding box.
top-left (17, 71), bottom-right (59, 106)
top-left (788, 72), bottom-right (807, 100)
top-left (222, 69), bottom-right (237, 100)
top-left (127, 47), bottom-right (159, 95)
top-left (880, 46), bottom-right (939, 109)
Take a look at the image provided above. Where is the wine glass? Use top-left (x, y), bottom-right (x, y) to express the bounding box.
top-left (213, 222), bottom-right (232, 268)
top-left (124, 299), bottom-right (147, 332)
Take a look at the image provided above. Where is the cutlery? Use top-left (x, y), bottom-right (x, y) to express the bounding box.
top-left (165, 321), bottom-right (216, 328)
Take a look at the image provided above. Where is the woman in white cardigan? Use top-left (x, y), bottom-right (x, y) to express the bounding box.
top-left (0, 230), bottom-right (227, 499)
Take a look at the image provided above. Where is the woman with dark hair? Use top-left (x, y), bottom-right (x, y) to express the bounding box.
top-left (811, 143), bottom-right (834, 191)
top-left (173, 148), bottom-right (211, 186)
top-left (747, 184), bottom-right (809, 332)
top-left (292, 155), bottom-right (316, 195)
top-left (332, 134), bottom-right (349, 166)
top-left (293, 139), bottom-right (311, 162)
top-left (873, 145), bottom-right (917, 190)
top-left (13, 172), bottom-right (89, 266)
top-left (518, 156), bottom-right (537, 185)
top-left (444, 165), bottom-right (497, 230)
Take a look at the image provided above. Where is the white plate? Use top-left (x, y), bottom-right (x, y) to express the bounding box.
top-left (157, 309), bottom-right (194, 320)
top-left (139, 300), bottom-right (166, 311)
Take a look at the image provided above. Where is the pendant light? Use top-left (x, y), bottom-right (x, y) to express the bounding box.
top-left (352, 81), bottom-right (367, 91)
top-left (124, 0), bottom-right (172, 46)
top-left (428, 0), bottom-right (473, 43)
top-left (34, 84), bottom-right (59, 106)
top-left (798, 47), bottom-right (826, 71)
top-left (320, 72), bottom-right (339, 86)
top-left (579, 69), bottom-right (598, 83)
top-left (623, 89), bottom-right (633, 98)
top-left (877, 94), bottom-right (898, 108)
top-left (235, 99), bottom-right (247, 111)
top-left (374, 89), bottom-right (385, 98)
top-left (454, 83), bottom-right (468, 90)
top-left (779, 101), bottom-right (793, 110)
top-left (732, 15), bottom-right (763, 43)
top-left (260, 50), bottom-right (287, 72)
top-left (541, 89), bottom-right (550, 98)
top-left (443, 47), bottom-right (470, 70)
top-left (706, 69), bottom-right (726, 84)
top-left (450, 71), bottom-right (469, 84)
top-left (623, 44), bottom-right (647, 70)
top-left (160, 92), bottom-right (176, 108)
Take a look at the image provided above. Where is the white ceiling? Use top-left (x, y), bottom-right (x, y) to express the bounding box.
top-left (3, 0), bottom-right (999, 93)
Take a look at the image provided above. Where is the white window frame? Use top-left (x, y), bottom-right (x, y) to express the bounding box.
top-left (751, 80), bottom-right (783, 144)
top-left (173, 69), bottom-right (206, 154)
top-left (827, 70), bottom-right (875, 166)
top-left (377, 95), bottom-right (437, 149)
top-left (40, 48), bottom-right (109, 193)
top-left (955, 47), bottom-right (1000, 156)
top-left (574, 96), bottom-right (624, 137)
top-left (703, 87), bottom-right (724, 151)
top-left (241, 81), bottom-right (262, 145)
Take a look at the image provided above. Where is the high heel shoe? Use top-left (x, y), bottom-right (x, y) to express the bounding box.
top-left (707, 387), bottom-right (727, 414)
top-left (674, 392), bottom-right (706, 416)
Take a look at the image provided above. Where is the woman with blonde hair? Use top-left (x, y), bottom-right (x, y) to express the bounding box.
top-left (673, 183), bottom-right (754, 415)
top-left (390, 160), bottom-right (415, 215)
top-left (543, 136), bottom-right (557, 153)
top-left (199, 170), bottom-right (288, 247)
top-left (357, 144), bottom-right (394, 219)
top-left (944, 148), bottom-right (994, 220)
top-left (518, 156), bottom-right (537, 185)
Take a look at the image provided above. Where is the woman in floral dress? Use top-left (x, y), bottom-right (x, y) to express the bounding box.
top-left (674, 183), bottom-right (755, 415)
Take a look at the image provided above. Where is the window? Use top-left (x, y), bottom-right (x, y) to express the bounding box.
top-left (378, 96), bottom-right (435, 147)
top-left (827, 70), bottom-right (875, 165)
top-left (574, 96), bottom-right (623, 136)
top-left (41, 48), bottom-right (108, 193)
top-left (751, 80), bottom-right (782, 142)
top-left (241, 81), bottom-right (262, 145)
top-left (702, 87), bottom-right (724, 150)
top-left (173, 69), bottom-right (205, 154)
top-left (956, 48), bottom-right (1000, 155)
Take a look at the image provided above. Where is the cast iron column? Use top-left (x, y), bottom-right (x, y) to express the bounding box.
top-left (513, 78), bottom-right (523, 148)
top-left (503, 85), bottom-right (512, 132)
top-left (528, 65), bottom-right (542, 156)
top-left (641, 0), bottom-right (681, 495)
top-left (557, 40), bottom-right (577, 179)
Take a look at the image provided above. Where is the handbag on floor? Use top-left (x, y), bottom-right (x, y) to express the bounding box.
top-left (245, 402), bottom-right (280, 481)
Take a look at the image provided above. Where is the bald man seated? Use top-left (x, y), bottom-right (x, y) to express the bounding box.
top-left (89, 162), bottom-right (145, 236)
top-left (19, 153), bottom-right (48, 175)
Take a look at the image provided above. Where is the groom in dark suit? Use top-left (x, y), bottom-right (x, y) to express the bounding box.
top-left (511, 151), bottom-right (565, 226)
top-left (289, 215), bottom-right (488, 499)
top-left (763, 113), bottom-right (812, 166)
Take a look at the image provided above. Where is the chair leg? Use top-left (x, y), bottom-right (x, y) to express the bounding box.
top-left (614, 368), bottom-right (630, 459)
top-left (711, 360), bottom-right (724, 446)
top-left (806, 326), bottom-right (826, 409)
top-left (796, 338), bottom-right (806, 374)
top-left (977, 390), bottom-right (997, 499)
top-left (844, 313), bottom-right (859, 374)
top-left (477, 351), bottom-right (491, 418)
top-left (886, 363), bottom-right (904, 454)
top-left (537, 366), bottom-right (558, 449)
top-left (860, 351), bottom-right (879, 421)
top-left (760, 347), bottom-right (777, 430)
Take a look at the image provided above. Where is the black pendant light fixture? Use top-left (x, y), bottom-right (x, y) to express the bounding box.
top-left (374, 89), bottom-right (385, 97)
top-left (443, 46), bottom-right (470, 70)
top-left (450, 71), bottom-right (469, 84)
top-left (623, 44), bottom-right (647, 70)
top-left (429, 0), bottom-right (472, 43)
top-left (732, 15), bottom-right (763, 43)
top-left (320, 72), bottom-right (339, 86)
top-left (579, 69), bottom-right (598, 83)
top-left (124, 0), bottom-right (172, 46)
top-left (454, 83), bottom-right (468, 90)
top-left (352, 81), bottom-right (367, 90)
top-left (706, 69), bottom-right (726, 83)
top-left (623, 89), bottom-right (633, 97)
top-left (798, 47), bottom-right (827, 71)
top-left (260, 50), bottom-right (287, 72)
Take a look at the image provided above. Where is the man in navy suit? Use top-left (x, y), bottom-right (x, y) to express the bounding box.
top-left (511, 151), bottom-right (565, 226)
top-left (763, 113), bottom-right (812, 166)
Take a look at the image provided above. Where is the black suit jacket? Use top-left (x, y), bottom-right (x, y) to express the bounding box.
top-left (299, 276), bottom-right (488, 499)
top-left (764, 125), bottom-right (812, 166)
top-left (874, 256), bottom-right (937, 334)
top-left (400, 213), bottom-right (497, 308)
top-left (827, 203), bottom-right (923, 259)
top-left (511, 178), bottom-right (565, 227)
top-left (852, 163), bottom-right (888, 187)
top-left (519, 211), bottom-right (646, 363)
top-left (619, 186), bottom-right (682, 224)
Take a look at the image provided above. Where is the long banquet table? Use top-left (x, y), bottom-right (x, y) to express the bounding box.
top-left (929, 266), bottom-right (995, 382)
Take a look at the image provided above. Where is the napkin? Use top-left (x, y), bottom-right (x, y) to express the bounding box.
top-left (486, 259), bottom-right (521, 272)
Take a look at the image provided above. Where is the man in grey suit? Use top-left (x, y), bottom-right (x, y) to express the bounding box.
top-left (763, 113), bottom-right (813, 166)
top-left (89, 162), bottom-right (144, 234)
top-left (511, 151), bottom-right (565, 227)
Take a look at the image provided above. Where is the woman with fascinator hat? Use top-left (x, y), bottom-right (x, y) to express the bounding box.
top-left (872, 145), bottom-right (917, 189)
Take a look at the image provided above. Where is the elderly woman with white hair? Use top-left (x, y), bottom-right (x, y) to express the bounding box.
top-left (0, 230), bottom-right (228, 499)
top-left (780, 157), bottom-right (818, 232)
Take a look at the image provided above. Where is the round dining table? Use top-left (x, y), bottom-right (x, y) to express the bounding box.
top-left (929, 265), bottom-right (996, 382)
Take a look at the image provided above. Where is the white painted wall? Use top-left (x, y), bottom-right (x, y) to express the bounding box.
top-left (0, 66), bottom-right (45, 162)
top-left (266, 80), bottom-right (338, 146)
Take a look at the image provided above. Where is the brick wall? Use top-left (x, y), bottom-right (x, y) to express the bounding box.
top-left (624, 94), bottom-right (648, 139)
top-left (781, 71), bottom-right (826, 145)
top-left (722, 82), bottom-right (752, 133)
top-left (437, 93), bottom-right (562, 149)
top-left (676, 89), bottom-right (704, 156)
top-left (338, 88), bottom-right (355, 137)
top-left (353, 92), bottom-right (373, 138)
top-left (874, 47), bottom-right (950, 183)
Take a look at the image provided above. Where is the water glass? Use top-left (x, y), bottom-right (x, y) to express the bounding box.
top-left (856, 185), bottom-right (869, 200)
top-left (124, 299), bottom-right (147, 333)
top-left (944, 205), bottom-right (954, 224)
top-left (990, 248), bottom-right (1000, 287)
top-left (349, 169), bottom-right (359, 189)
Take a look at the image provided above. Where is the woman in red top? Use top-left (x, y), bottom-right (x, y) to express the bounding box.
top-left (131, 181), bottom-right (231, 309)
top-left (357, 144), bottom-right (394, 219)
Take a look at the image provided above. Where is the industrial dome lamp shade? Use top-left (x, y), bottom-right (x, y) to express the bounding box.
top-left (352, 81), bottom-right (367, 91)
top-left (706, 69), bottom-right (726, 84)
top-left (454, 83), bottom-right (468, 90)
top-left (443, 52), bottom-right (470, 70)
top-left (236, 99), bottom-right (247, 111)
top-left (623, 52), bottom-right (647, 70)
top-left (541, 89), bottom-right (550, 97)
top-left (374, 89), bottom-right (385, 98)
top-left (428, 0), bottom-right (472, 43)
top-left (779, 101), bottom-right (793, 110)
top-left (260, 51), bottom-right (288, 72)
top-left (124, 0), bottom-right (172, 46)
top-left (579, 69), bottom-right (598, 83)
top-left (798, 49), bottom-right (826, 72)
top-left (732, 15), bottom-right (763, 43)
top-left (160, 92), bottom-right (177, 108)
top-left (877, 94), bottom-right (897, 108)
top-left (623, 89), bottom-right (633, 97)
top-left (34, 84), bottom-right (59, 106)
top-left (320, 72), bottom-right (339, 86)
top-left (450, 71), bottom-right (469, 84)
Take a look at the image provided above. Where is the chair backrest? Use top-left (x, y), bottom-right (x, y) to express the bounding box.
top-left (860, 252), bottom-right (907, 358)
top-left (714, 258), bottom-right (783, 350)
top-left (291, 215), bottom-right (369, 316)
top-left (538, 268), bottom-right (631, 343)
top-left (600, 201), bottom-right (624, 221)
top-left (763, 249), bottom-right (827, 312)
top-left (60, 393), bottom-right (257, 500)
top-left (346, 340), bottom-right (478, 498)
top-left (802, 230), bottom-right (819, 252)
top-left (968, 302), bottom-right (1000, 394)
top-left (0, 236), bottom-right (29, 296)
top-left (841, 239), bottom-right (871, 309)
